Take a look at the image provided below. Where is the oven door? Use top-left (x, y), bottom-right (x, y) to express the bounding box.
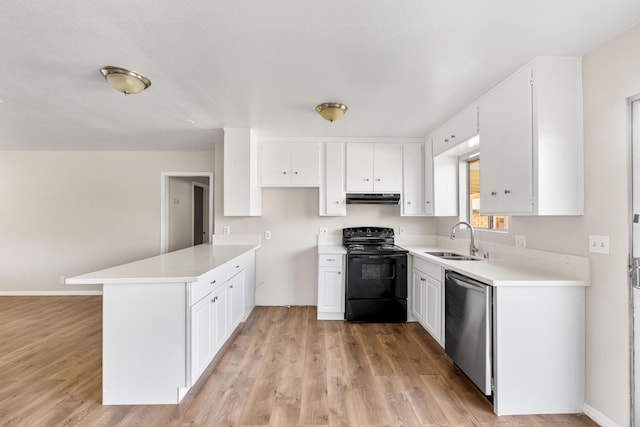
top-left (346, 253), bottom-right (407, 299)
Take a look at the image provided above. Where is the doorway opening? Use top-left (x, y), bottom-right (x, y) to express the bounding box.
top-left (160, 172), bottom-right (214, 254)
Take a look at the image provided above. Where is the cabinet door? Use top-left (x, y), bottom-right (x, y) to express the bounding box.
top-left (500, 66), bottom-right (534, 214)
top-left (450, 103), bottom-right (478, 145)
top-left (318, 268), bottom-right (344, 313)
top-left (191, 296), bottom-right (213, 384)
top-left (424, 139), bottom-right (434, 215)
top-left (325, 142), bottom-right (346, 215)
top-left (346, 143), bottom-right (374, 192)
top-left (402, 143), bottom-right (424, 215)
top-left (211, 285), bottom-right (229, 354)
top-left (260, 142), bottom-right (291, 186)
top-left (479, 89), bottom-right (504, 214)
top-left (290, 143), bottom-right (320, 186)
top-left (424, 275), bottom-right (442, 343)
top-left (373, 143), bottom-right (402, 192)
top-left (228, 273), bottom-right (245, 331)
top-left (411, 268), bottom-right (426, 324)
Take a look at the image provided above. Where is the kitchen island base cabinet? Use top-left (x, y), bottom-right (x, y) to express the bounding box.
top-left (103, 283), bottom-right (188, 405)
top-left (100, 249), bottom-right (256, 405)
top-left (493, 286), bottom-right (585, 416)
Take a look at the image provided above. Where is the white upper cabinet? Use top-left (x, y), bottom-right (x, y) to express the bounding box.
top-left (346, 143), bottom-right (402, 192)
top-left (433, 102), bottom-right (479, 156)
top-left (260, 142), bottom-right (320, 187)
top-left (223, 128), bottom-right (262, 217)
top-left (423, 139), bottom-right (434, 216)
top-left (402, 143), bottom-right (425, 216)
top-left (321, 142), bottom-right (346, 216)
top-left (479, 57), bottom-right (583, 216)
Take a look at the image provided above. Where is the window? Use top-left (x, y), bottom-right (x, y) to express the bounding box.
top-left (467, 158), bottom-right (508, 231)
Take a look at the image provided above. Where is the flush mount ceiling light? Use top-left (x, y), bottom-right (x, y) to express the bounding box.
top-left (316, 102), bottom-right (348, 122)
top-left (100, 66), bottom-right (151, 95)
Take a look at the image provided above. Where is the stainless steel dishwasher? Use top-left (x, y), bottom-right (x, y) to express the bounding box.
top-left (444, 270), bottom-right (493, 395)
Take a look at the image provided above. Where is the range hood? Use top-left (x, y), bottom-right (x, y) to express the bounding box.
top-left (345, 193), bottom-right (401, 205)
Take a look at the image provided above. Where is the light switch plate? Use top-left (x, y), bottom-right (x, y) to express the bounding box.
top-left (319, 227), bottom-right (328, 235)
top-left (264, 230), bottom-right (272, 240)
top-left (515, 235), bottom-right (526, 248)
top-left (223, 225), bottom-right (230, 235)
top-left (399, 227), bottom-right (405, 235)
top-left (589, 235), bottom-right (609, 254)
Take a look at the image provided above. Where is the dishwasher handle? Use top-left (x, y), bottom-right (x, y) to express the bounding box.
top-left (446, 271), bottom-right (488, 294)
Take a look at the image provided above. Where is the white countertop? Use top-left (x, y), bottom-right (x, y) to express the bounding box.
top-left (406, 246), bottom-right (589, 287)
top-left (318, 245), bottom-right (347, 255)
top-left (66, 243), bottom-right (260, 285)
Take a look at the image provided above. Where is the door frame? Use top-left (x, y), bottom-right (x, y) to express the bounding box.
top-left (161, 172), bottom-right (214, 254)
top-left (629, 95), bottom-right (640, 426)
top-left (191, 181), bottom-right (209, 246)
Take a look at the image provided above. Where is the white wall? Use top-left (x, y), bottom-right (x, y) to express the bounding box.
top-left (168, 177), bottom-right (194, 252)
top-left (0, 151), bottom-right (214, 293)
top-left (438, 25), bottom-right (640, 426)
top-left (214, 142), bottom-right (437, 305)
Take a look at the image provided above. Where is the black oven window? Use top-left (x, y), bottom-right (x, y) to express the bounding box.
top-left (361, 263), bottom-right (395, 280)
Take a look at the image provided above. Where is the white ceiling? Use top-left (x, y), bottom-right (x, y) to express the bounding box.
top-left (1, 0), bottom-right (640, 151)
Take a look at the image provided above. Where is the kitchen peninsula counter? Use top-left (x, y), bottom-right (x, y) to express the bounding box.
top-left (66, 236), bottom-right (260, 406)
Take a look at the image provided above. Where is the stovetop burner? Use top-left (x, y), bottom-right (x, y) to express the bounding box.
top-left (343, 226), bottom-right (408, 255)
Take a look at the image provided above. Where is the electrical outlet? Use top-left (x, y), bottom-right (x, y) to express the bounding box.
top-left (319, 227), bottom-right (328, 235)
top-left (399, 227), bottom-right (405, 235)
top-left (223, 225), bottom-right (230, 235)
top-left (515, 235), bottom-right (526, 248)
top-left (264, 230), bottom-right (272, 240)
top-left (589, 235), bottom-right (609, 254)
top-left (59, 276), bottom-right (66, 285)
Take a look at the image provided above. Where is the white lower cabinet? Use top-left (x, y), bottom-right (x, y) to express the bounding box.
top-left (211, 283), bottom-right (229, 354)
top-left (411, 256), bottom-right (444, 346)
top-left (411, 268), bottom-right (426, 324)
top-left (190, 294), bottom-right (213, 384)
top-left (317, 254), bottom-right (345, 320)
top-left (228, 272), bottom-right (245, 331)
top-left (188, 256), bottom-right (250, 387)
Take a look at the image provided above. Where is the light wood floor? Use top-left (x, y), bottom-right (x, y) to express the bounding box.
top-left (0, 297), bottom-right (597, 426)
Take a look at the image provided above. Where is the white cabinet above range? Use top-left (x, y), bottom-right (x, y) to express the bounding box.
top-left (260, 141), bottom-right (320, 187)
top-left (346, 143), bottom-right (402, 193)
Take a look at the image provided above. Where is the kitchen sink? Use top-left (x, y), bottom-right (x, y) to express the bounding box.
top-left (425, 251), bottom-right (482, 261)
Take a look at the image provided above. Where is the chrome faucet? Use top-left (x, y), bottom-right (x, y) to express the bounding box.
top-left (450, 221), bottom-right (478, 256)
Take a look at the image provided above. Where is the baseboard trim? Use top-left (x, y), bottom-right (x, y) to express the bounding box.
top-left (583, 403), bottom-right (621, 427)
top-left (0, 291), bottom-right (103, 296)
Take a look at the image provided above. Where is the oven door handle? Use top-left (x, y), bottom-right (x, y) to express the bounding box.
top-left (349, 254), bottom-right (406, 259)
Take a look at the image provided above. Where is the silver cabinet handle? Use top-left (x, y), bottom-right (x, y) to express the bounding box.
top-left (407, 201), bottom-right (412, 205)
top-left (444, 138), bottom-right (449, 142)
top-left (293, 171), bottom-right (298, 175)
top-left (326, 258), bottom-right (335, 261)
top-left (338, 272), bottom-right (341, 275)
top-left (282, 171), bottom-right (287, 175)
top-left (230, 285), bottom-right (233, 289)
top-left (504, 189), bottom-right (511, 194)
top-left (375, 178), bottom-right (381, 182)
top-left (210, 280), bottom-right (216, 284)
top-left (451, 134), bottom-right (456, 138)
top-left (235, 265), bottom-right (240, 269)
top-left (364, 178), bottom-right (370, 181)
top-left (426, 201), bottom-right (431, 204)
top-left (491, 191), bottom-right (497, 196)
top-left (335, 201), bottom-right (340, 204)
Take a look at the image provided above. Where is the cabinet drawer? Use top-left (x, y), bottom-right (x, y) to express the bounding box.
top-left (228, 252), bottom-right (251, 277)
top-left (192, 267), bottom-right (229, 305)
top-left (413, 256), bottom-right (441, 279)
top-left (319, 254), bottom-right (343, 268)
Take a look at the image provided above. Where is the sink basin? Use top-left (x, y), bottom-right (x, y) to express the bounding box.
top-left (425, 251), bottom-right (481, 261)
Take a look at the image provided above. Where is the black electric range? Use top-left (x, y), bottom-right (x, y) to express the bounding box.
top-left (343, 227), bottom-right (408, 322)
